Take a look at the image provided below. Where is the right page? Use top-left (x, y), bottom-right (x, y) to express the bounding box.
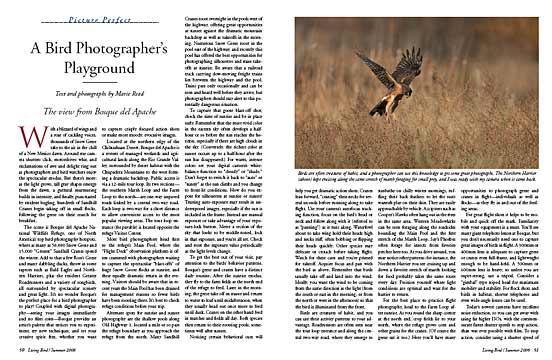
top-left (293, 15), bottom-right (546, 357)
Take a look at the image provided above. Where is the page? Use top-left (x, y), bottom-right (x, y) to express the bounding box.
top-left (1, 1), bottom-right (548, 359)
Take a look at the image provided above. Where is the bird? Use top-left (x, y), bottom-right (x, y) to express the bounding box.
top-left (355, 47), bottom-right (423, 120)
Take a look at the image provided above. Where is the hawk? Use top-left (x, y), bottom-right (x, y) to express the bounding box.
top-left (355, 47), bottom-right (423, 120)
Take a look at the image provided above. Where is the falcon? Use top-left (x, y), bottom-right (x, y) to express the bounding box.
top-left (355, 47), bottom-right (423, 120)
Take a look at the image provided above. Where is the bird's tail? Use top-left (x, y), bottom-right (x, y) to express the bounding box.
top-left (369, 99), bottom-right (387, 116)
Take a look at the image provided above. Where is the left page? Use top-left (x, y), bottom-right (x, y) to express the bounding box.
top-left (1, 3), bottom-right (275, 359)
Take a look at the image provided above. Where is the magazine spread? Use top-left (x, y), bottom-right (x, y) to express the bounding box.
top-left (1, 1), bottom-right (548, 359)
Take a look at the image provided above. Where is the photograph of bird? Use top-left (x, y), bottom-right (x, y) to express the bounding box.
top-left (355, 47), bottom-right (423, 120)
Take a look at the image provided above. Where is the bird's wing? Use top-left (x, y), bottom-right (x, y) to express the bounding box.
top-left (392, 46), bottom-right (423, 85)
top-left (355, 51), bottom-right (396, 90)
